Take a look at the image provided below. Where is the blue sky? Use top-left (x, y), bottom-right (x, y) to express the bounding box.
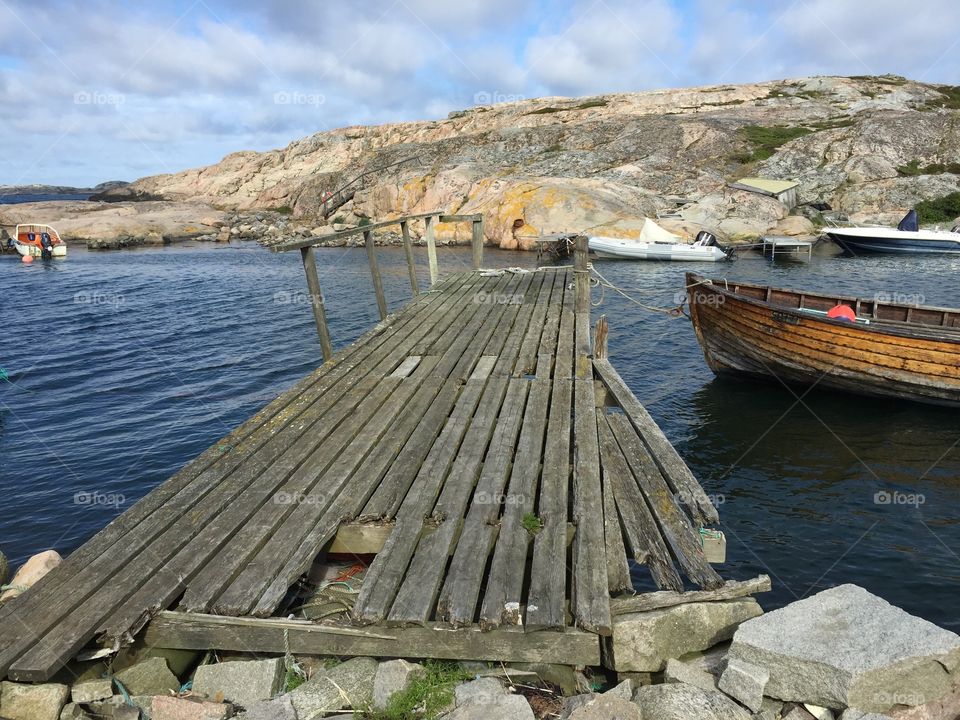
top-left (1, 0), bottom-right (959, 186)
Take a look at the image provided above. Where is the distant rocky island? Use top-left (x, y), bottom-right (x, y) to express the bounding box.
top-left (0, 181), bottom-right (128, 197)
top-left (3, 75), bottom-right (960, 250)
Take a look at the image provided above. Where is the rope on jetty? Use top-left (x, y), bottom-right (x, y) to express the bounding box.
top-left (589, 265), bottom-right (686, 317)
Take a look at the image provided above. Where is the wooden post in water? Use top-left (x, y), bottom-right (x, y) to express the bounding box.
top-left (400, 220), bottom-right (419, 296)
top-left (594, 315), bottom-right (608, 360)
top-left (574, 234), bottom-right (590, 314)
top-left (299, 246), bottom-right (334, 361)
top-left (364, 229), bottom-right (388, 320)
top-left (471, 216), bottom-right (484, 271)
top-left (425, 215), bottom-right (438, 285)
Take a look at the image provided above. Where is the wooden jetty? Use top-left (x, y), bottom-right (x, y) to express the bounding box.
top-left (761, 235), bottom-right (814, 262)
top-left (0, 214), bottom-right (728, 682)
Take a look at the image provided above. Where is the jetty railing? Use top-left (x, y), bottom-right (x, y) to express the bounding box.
top-left (261, 211), bottom-right (485, 361)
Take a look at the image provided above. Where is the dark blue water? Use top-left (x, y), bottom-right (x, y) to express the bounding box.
top-left (1, 244), bottom-right (958, 630)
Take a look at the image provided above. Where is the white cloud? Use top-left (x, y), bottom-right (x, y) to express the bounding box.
top-left (1, 0), bottom-right (960, 185)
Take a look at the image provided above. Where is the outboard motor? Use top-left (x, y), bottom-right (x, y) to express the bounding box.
top-left (40, 232), bottom-right (53, 260)
top-left (694, 230), bottom-right (718, 247)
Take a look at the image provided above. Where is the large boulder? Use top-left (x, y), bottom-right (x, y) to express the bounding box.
top-left (632, 683), bottom-right (752, 720)
top-left (0, 681), bottom-right (70, 720)
top-left (371, 659), bottom-right (424, 711)
top-left (286, 657), bottom-right (376, 718)
top-left (727, 585), bottom-right (960, 713)
top-left (0, 551), bottom-right (62, 602)
top-left (607, 598), bottom-right (763, 671)
top-left (192, 658), bottom-right (284, 710)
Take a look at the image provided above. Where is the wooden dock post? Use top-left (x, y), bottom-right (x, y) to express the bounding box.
top-left (574, 235), bottom-right (590, 313)
top-left (400, 220), bottom-right (419, 296)
top-left (425, 215), bottom-right (438, 285)
top-left (364, 229), bottom-right (388, 320)
top-left (471, 216), bottom-right (484, 270)
top-left (299, 246), bottom-right (334, 361)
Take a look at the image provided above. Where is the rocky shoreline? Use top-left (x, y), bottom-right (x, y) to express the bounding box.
top-left (2, 549), bottom-right (959, 720)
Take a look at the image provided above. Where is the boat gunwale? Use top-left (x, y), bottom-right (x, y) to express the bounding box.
top-left (686, 273), bottom-right (960, 342)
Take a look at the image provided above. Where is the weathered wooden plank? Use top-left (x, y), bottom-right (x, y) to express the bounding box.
top-left (476, 378), bottom-right (551, 629)
top-left (437, 214), bottom-right (484, 223)
top-left (388, 377), bottom-right (523, 625)
top-left (0, 280), bottom-right (450, 631)
top-left (400, 220), bottom-right (420, 297)
top-left (597, 414), bottom-right (682, 591)
top-left (364, 229), bottom-right (388, 320)
top-left (610, 576), bottom-right (771, 615)
top-left (425, 215), bottom-right (438, 285)
top-left (570, 379), bottom-right (612, 635)
top-left (525, 377), bottom-right (572, 631)
top-left (1, 276), bottom-right (477, 678)
top-left (267, 212), bottom-right (441, 252)
top-left (605, 413), bottom-right (723, 590)
top-left (300, 246), bottom-right (334, 359)
top-left (145, 612), bottom-right (601, 666)
top-left (493, 271), bottom-right (546, 377)
top-left (593, 358), bottom-right (719, 526)
top-left (602, 451), bottom-right (632, 594)
top-left (471, 218), bottom-right (484, 270)
top-left (327, 523), bottom-right (395, 554)
top-left (251, 374), bottom-right (462, 616)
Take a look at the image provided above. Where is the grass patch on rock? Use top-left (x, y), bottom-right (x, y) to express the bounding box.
top-left (897, 160), bottom-right (960, 176)
top-left (736, 125), bottom-right (814, 162)
top-left (923, 85), bottom-right (960, 110)
top-left (372, 661), bottom-right (472, 720)
top-left (915, 192), bottom-right (960, 225)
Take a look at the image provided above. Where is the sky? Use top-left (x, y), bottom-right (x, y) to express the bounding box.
top-left (1, 0), bottom-right (959, 186)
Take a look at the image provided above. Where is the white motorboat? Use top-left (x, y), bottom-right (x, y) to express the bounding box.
top-left (824, 209), bottom-right (960, 255)
top-left (589, 220), bottom-right (727, 262)
top-left (13, 224), bottom-right (66, 258)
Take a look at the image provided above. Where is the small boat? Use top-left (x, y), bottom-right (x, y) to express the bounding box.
top-left (589, 221), bottom-right (727, 262)
top-left (14, 224), bottom-right (66, 259)
top-left (685, 272), bottom-right (960, 406)
top-left (824, 210), bottom-right (960, 255)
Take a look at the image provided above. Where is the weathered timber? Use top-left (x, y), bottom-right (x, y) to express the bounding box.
top-left (472, 217), bottom-right (484, 270)
top-left (300, 246), bottom-right (334, 360)
top-left (265, 212), bottom-right (441, 253)
top-left (145, 612), bottom-right (601, 666)
top-left (609, 575), bottom-right (772, 615)
top-left (425, 215), bottom-right (438, 285)
top-left (400, 220), bottom-right (419, 296)
top-left (594, 358), bottom-right (720, 525)
top-left (364, 229), bottom-right (388, 321)
top-left (606, 413), bottom-right (723, 590)
top-left (597, 415), bottom-right (682, 591)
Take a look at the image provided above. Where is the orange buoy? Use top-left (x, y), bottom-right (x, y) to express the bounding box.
top-left (21, 254), bottom-right (33, 264)
top-left (827, 304), bottom-right (856, 322)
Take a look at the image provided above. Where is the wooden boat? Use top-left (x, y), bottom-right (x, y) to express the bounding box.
top-left (14, 224), bottom-right (66, 258)
top-left (685, 272), bottom-right (960, 406)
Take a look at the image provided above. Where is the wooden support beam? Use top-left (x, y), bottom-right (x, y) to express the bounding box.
top-left (145, 612), bottom-right (601, 666)
top-left (299, 246), bottom-right (334, 361)
top-left (425, 214), bottom-right (438, 285)
top-left (364, 230), bottom-right (388, 320)
top-left (594, 315), bottom-right (608, 360)
top-left (400, 220), bottom-right (419, 297)
top-left (574, 235), bottom-right (590, 314)
top-left (471, 218), bottom-right (484, 271)
top-left (594, 358), bottom-right (720, 526)
top-left (437, 214), bottom-right (484, 223)
top-left (267, 212), bottom-right (441, 253)
top-left (610, 575), bottom-right (771, 615)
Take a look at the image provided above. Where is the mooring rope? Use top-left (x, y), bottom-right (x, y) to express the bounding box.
top-left (589, 265), bottom-right (686, 316)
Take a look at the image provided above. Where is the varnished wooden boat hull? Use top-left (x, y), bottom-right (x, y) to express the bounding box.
top-left (686, 273), bottom-right (960, 406)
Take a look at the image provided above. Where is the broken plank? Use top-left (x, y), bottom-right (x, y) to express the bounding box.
top-left (610, 575), bottom-right (771, 615)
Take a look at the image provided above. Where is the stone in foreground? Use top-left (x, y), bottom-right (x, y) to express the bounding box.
top-left (286, 657), bottom-right (376, 718)
top-left (193, 658), bottom-right (284, 710)
top-left (664, 658), bottom-right (719, 693)
top-left (717, 657), bottom-right (769, 711)
top-left (238, 696), bottom-right (295, 720)
top-left (566, 694), bottom-right (641, 719)
top-left (371, 659), bottom-right (424, 711)
top-left (114, 658), bottom-right (180, 697)
top-left (607, 598), bottom-right (762, 671)
top-left (0, 681), bottom-right (70, 720)
top-left (632, 683), bottom-right (752, 720)
top-left (727, 585), bottom-right (960, 713)
top-left (70, 680), bottom-right (114, 705)
top-left (150, 696), bottom-right (232, 720)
